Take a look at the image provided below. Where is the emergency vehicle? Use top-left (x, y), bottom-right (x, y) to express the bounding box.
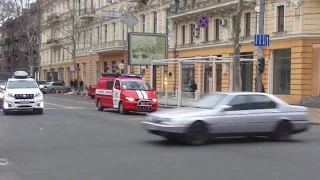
top-left (95, 73), bottom-right (158, 114)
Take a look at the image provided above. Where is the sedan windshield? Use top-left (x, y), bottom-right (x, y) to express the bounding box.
top-left (6, 80), bottom-right (39, 89)
top-left (190, 93), bottom-right (228, 109)
top-left (122, 80), bottom-right (151, 91)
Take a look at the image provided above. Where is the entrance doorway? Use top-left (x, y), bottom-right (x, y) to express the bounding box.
top-left (240, 52), bottom-right (253, 91)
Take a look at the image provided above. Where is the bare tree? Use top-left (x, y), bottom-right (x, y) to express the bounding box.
top-left (0, 0), bottom-right (15, 23)
top-left (232, 0), bottom-right (244, 91)
top-left (52, 0), bottom-right (94, 94)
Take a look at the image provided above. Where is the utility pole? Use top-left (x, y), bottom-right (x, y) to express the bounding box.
top-left (256, 0), bottom-right (265, 92)
top-left (232, 0), bottom-right (244, 91)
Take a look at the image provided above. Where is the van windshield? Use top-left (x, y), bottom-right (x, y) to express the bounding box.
top-left (122, 80), bottom-right (151, 91)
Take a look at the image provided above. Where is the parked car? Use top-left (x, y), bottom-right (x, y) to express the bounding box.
top-left (43, 82), bottom-right (71, 93)
top-left (88, 85), bottom-right (96, 99)
top-left (142, 92), bottom-right (310, 145)
top-left (36, 80), bottom-right (47, 93)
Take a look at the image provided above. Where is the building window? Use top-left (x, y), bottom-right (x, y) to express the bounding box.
top-left (112, 61), bottom-right (116, 73)
top-left (96, 26), bottom-right (100, 43)
top-left (181, 25), bottom-right (185, 44)
top-left (245, 12), bottom-right (251, 36)
top-left (189, 24), bottom-right (195, 44)
top-left (273, 48), bottom-right (291, 94)
top-left (83, 31), bottom-right (86, 46)
top-left (277, 5), bottom-right (285, 32)
top-left (214, 19), bottom-right (219, 40)
top-left (103, 62), bottom-right (108, 72)
top-left (142, 15), bottom-right (146, 32)
top-left (153, 11), bottom-right (157, 33)
top-left (104, 25), bottom-right (108, 42)
top-left (112, 22), bottom-right (116, 40)
top-left (204, 27), bottom-right (209, 42)
top-left (120, 60), bottom-right (124, 74)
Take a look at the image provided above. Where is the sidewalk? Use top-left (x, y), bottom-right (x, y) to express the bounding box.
top-left (308, 108), bottom-right (320, 125)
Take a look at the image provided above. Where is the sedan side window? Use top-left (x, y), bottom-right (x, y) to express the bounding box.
top-left (250, 95), bottom-right (277, 109)
top-left (227, 95), bottom-right (251, 111)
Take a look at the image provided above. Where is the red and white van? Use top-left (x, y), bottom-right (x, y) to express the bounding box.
top-left (95, 73), bottom-right (158, 114)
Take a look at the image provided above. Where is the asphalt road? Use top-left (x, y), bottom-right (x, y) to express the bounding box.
top-left (0, 94), bottom-right (320, 180)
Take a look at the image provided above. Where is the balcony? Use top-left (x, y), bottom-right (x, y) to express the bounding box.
top-left (11, 48), bottom-right (20, 56)
top-left (76, 48), bottom-right (90, 57)
top-left (168, 0), bottom-right (256, 19)
top-left (46, 38), bottom-right (61, 48)
top-left (47, 13), bottom-right (61, 24)
top-left (92, 40), bottom-right (126, 54)
top-left (4, 51), bottom-right (10, 56)
top-left (79, 8), bottom-right (95, 20)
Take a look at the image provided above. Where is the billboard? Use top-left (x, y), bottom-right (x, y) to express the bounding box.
top-left (128, 32), bottom-right (168, 65)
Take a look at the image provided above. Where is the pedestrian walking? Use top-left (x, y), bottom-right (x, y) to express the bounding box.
top-left (80, 79), bottom-right (84, 92)
top-left (74, 78), bottom-right (78, 91)
top-left (70, 79), bottom-right (74, 90)
top-left (189, 80), bottom-right (198, 98)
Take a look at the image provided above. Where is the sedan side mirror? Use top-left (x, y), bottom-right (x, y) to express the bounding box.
top-left (39, 85), bottom-right (44, 89)
top-left (0, 85), bottom-right (5, 90)
top-left (220, 105), bottom-right (232, 112)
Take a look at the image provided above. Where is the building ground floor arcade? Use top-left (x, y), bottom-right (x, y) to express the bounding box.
top-left (41, 38), bottom-right (320, 104)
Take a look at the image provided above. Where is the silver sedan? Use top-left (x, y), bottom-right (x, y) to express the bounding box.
top-left (142, 92), bottom-right (310, 145)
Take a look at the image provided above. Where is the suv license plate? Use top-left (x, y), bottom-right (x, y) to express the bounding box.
top-left (19, 101), bottom-right (30, 104)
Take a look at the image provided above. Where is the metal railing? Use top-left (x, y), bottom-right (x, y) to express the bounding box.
top-left (92, 40), bottom-right (126, 52)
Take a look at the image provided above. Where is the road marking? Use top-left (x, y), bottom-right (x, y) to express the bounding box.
top-left (45, 96), bottom-right (94, 104)
top-left (44, 122), bottom-right (61, 125)
top-left (44, 108), bottom-right (58, 110)
top-left (45, 102), bottom-right (75, 108)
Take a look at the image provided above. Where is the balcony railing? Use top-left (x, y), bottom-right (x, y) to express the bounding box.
top-left (79, 8), bottom-right (95, 19)
top-left (92, 40), bottom-right (126, 53)
top-left (76, 47), bottom-right (90, 57)
top-left (4, 51), bottom-right (9, 56)
top-left (46, 38), bottom-right (61, 48)
top-left (47, 13), bottom-right (61, 24)
top-left (169, 0), bottom-right (255, 17)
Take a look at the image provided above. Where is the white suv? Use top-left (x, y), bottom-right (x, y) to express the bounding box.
top-left (0, 71), bottom-right (44, 115)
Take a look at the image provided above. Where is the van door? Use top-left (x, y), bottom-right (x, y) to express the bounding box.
top-left (104, 79), bottom-right (114, 107)
top-left (113, 79), bottom-right (121, 109)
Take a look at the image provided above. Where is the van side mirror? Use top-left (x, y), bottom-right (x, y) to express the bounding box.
top-left (115, 86), bottom-right (121, 90)
top-left (0, 85), bottom-right (5, 90)
top-left (39, 85), bottom-right (44, 89)
top-left (151, 87), bottom-right (156, 91)
top-left (220, 105), bottom-right (232, 112)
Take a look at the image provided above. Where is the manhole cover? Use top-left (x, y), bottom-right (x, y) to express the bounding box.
top-left (0, 159), bottom-right (8, 165)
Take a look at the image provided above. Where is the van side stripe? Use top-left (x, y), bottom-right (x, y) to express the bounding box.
top-left (95, 89), bottom-right (112, 95)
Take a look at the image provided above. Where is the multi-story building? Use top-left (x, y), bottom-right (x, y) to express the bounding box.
top-left (0, 2), bottom-right (41, 77)
top-left (40, 0), bottom-right (170, 86)
top-left (165, 0), bottom-right (320, 104)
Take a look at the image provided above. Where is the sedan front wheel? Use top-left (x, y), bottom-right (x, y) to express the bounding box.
top-left (186, 121), bottom-right (209, 146)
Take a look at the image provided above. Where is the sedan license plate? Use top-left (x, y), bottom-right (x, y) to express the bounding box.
top-left (148, 124), bottom-right (158, 130)
top-left (19, 101), bottom-right (30, 104)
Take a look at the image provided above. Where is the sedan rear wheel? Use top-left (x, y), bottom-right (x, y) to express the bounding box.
top-left (186, 121), bottom-right (209, 146)
top-left (272, 121), bottom-right (292, 141)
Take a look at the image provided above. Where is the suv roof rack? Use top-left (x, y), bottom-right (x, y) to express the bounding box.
top-left (13, 71), bottom-right (29, 79)
top-left (101, 73), bottom-right (143, 79)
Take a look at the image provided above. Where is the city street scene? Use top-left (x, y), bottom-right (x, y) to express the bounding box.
top-left (1, 0), bottom-right (320, 179)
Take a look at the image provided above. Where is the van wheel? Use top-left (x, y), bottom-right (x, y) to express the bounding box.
top-left (118, 102), bottom-right (128, 115)
top-left (97, 100), bottom-right (104, 111)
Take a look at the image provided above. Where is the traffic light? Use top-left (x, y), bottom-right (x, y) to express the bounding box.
top-left (258, 57), bottom-right (265, 73)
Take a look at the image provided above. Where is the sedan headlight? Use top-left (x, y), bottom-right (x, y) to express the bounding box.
top-left (6, 93), bottom-right (14, 98)
top-left (34, 92), bottom-right (42, 98)
top-left (152, 98), bottom-right (157, 102)
top-left (126, 97), bottom-right (135, 101)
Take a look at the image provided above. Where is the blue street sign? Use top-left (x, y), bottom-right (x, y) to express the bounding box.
top-left (197, 15), bottom-right (209, 28)
top-left (254, 34), bottom-right (270, 47)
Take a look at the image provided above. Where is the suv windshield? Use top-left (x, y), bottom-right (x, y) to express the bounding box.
top-left (6, 80), bottom-right (39, 89)
top-left (190, 93), bottom-right (227, 109)
top-left (122, 80), bottom-right (151, 91)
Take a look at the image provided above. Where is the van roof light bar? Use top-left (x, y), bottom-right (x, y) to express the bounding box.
top-left (101, 73), bottom-right (143, 79)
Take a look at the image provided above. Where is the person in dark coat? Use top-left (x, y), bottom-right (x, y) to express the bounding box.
top-left (80, 79), bottom-right (84, 92)
top-left (74, 79), bottom-right (78, 91)
top-left (189, 80), bottom-right (198, 98)
top-left (70, 79), bottom-right (74, 90)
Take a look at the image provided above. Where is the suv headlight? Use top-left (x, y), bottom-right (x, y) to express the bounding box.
top-left (34, 92), bottom-right (42, 98)
top-left (6, 93), bottom-right (14, 98)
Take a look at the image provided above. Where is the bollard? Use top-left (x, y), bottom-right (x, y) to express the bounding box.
top-left (56, 90), bottom-right (58, 94)
top-left (164, 91), bottom-right (168, 106)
